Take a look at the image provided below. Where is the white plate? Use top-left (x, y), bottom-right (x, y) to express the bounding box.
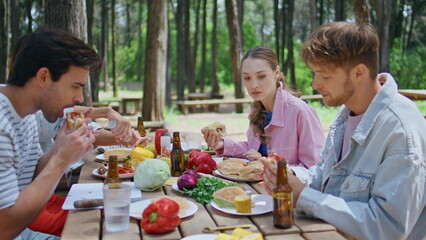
top-left (62, 182), bottom-right (142, 210)
top-left (91, 168), bottom-right (134, 179)
top-left (211, 194), bottom-right (272, 216)
top-left (181, 234), bottom-right (217, 240)
top-left (129, 199), bottom-right (198, 219)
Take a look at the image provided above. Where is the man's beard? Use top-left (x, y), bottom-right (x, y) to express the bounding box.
top-left (323, 76), bottom-right (355, 107)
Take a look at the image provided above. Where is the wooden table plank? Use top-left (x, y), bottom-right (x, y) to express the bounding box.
top-left (303, 231), bottom-right (347, 240)
top-left (294, 217), bottom-right (336, 233)
top-left (266, 234), bottom-right (305, 240)
top-left (205, 204), bottom-right (259, 234)
top-left (102, 218), bottom-right (141, 240)
top-left (61, 210), bottom-right (101, 240)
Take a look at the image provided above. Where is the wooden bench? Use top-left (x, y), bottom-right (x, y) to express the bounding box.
top-left (121, 97), bottom-right (142, 115)
top-left (175, 98), bottom-right (253, 115)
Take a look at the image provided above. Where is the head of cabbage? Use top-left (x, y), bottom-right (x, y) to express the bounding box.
top-left (134, 158), bottom-right (171, 191)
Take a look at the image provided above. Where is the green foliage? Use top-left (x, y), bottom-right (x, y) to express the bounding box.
top-left (390, 39), bottom-right (426, 89)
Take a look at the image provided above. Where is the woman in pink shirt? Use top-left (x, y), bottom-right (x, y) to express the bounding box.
top-left (203, 46), bottom-right (324, 167)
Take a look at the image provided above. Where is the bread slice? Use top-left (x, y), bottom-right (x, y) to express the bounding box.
top-left (66, 112), bottom-right (84, 131)
top-left (212, 186), bottom-right (247, 208)
top-left (217, 158), bottom-right (247, 175)
top-left (104, 148), bottom-right (132, 159)
top-left (201, 122), bottom-right (227, 137)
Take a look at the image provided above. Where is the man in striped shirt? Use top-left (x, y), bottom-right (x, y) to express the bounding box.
top-left (0, 29), bottom-right (101, 240)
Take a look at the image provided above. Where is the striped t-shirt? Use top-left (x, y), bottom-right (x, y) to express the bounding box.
top-left (0, 93), bottom-right (43, 210)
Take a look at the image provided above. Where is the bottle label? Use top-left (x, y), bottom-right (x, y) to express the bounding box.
top-left (273, 192), bottom-right (292, 200)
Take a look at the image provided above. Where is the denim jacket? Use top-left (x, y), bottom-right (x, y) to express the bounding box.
top-left (295, 73), bottom-right (426, 240)
top-left (220, 86), bottom-right (325, 168)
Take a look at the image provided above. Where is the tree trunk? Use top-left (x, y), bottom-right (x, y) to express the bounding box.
top-left (100, 0), bottom-right (109, 92)
top-left (184, 0), bottom-right (191, 94)
top-left (143, 0), bottom-right (167, 121)
top-left (136, 0), bottom-right (144, 85)
top-left (376, 0), bottom-right (391, 72)
top-left (210, 0), bottom-right (220, 96)
top-left (200, 0), bottom-right (207, 93)
top-left (45, 0), bottom-right (92, 106)
top-left (237, 0), bottom-right (244, 49)
top-left (166, 16), bottom-right (172, 107)
top-left (309, 0), bottom-right (318, 31)
top-left (125, 0), bottom-right (131, 48)
top-left (86, 0), bottom-right (100, 102)
top-left (273, 0), bottom-right (280, 63)
top-left (110, 0), bottom-right (118, 98)
top-left (285, 0), bottom-right (296, 89)
top-left (0, 0), bottom-right (7, 83)
top-left (334, 0), bottom-right (345, 21)
top-left (280, 0), bottom-right (287, 71)
top-left (353, 0), bottom-right (370, 25)
top-left (10, 0), bottom-right (22, 49)
top-left (405, 0), bottom-right (417, 49)
top-left (188, 0), bottom-right (201, 93)
top-left (225, 0), bottom-right (244, 113)
top-left (176, 0), bottom-right (185, 100)
top-left (318, 0), bottom-right (324, 24)
top-left (25, 0), bottom-right (32, 33)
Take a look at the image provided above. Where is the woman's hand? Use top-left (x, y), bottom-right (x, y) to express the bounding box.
top-left (202, 130), bottom-right (224, 150)
top-left (243, 149), bottom-right (266, 161)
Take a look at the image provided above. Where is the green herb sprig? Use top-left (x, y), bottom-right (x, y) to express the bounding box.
top-left (179, 176), bottom-right (237, 205)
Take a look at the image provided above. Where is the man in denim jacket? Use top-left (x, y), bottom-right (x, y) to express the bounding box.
top-left (262, 22), bottom-right (425, 240)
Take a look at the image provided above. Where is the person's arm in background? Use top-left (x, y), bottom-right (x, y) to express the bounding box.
top-left (74, 106), bottom-right (132, 142)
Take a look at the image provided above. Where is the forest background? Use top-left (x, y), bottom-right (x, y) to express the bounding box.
top-left (1, 0), bottom-right (425, 122)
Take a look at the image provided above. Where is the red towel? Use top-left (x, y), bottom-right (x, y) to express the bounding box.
top-left (28, 194), bottom-right (68, 237)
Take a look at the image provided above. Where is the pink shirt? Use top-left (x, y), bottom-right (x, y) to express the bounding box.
top-left (220, 87), bottom-right (325, 168)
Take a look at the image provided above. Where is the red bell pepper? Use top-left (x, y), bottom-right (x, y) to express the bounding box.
top-left (140, 198), bottom-right (181, 234)
top-left (187, 150), bottom-right (217, 174)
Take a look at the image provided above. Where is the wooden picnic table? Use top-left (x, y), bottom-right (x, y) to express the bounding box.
top-left (121, 97), bottom-right (142, 115)
top-left (398, 89), bottom-right (426, 100)
top-left (61, 150), bottom-right (350, 240)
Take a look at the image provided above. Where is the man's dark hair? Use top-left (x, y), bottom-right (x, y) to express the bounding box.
top-left (8, 29), bottom-right (101, 86)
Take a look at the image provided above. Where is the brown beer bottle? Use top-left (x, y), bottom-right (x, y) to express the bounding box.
top-left (104, 155), bottom-right (122, 184)
top-left (137, 116), bottom-right (147, 148)
top-left (273, 160), bottom-right (294, 229)
top-left (171, 132), bottom-right (185, 177)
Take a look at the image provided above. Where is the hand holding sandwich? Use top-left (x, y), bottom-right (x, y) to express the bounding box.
top-left (47, 118), bottom-right (96, 171)
top-left (201, 122), bottom-right (226, 151)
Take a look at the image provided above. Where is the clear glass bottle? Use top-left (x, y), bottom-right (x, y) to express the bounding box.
top-left (170, 132), bottom-right (185, 177)
top-left (137, 116), bottom-right (147, 148)
top-left (104, 155), bottom-right (122, 184)
top-left (273, 160), bottom-right (294, 229)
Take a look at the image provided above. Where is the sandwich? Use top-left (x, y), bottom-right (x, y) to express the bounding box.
top-left (212, 186), bottom-right (248, 208)
top-left (217, 158), bottom-right (264, 180)
top-left (201, 122), bottom-right (227, 137)
top-left (104, 148), bottom-right (132, 159)
top-left (66, 112), bottom-right (84, 131)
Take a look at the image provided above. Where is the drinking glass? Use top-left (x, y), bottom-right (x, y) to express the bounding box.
top-left (103, 183), bottom-right (131, 232)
